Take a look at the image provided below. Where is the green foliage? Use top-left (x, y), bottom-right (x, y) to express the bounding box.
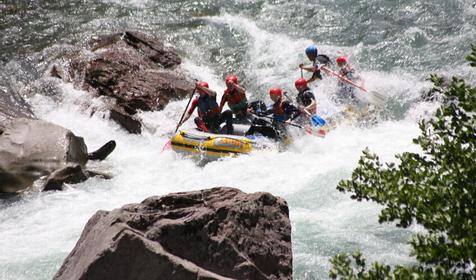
top-left (466, 44), bottom-right (476, 67)
top-left (330, 46), bottom-right (476, 279)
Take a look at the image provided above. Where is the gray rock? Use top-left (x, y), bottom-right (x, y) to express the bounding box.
top-left (0, 118), bottom-right (88, 193)
top-left (0, 86), bottom-right (116, 194)
top-left (54, 187), bottom-right (293, 280)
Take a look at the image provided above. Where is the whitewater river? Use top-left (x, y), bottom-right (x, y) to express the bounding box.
top-left (1, 1), bottom-right (475, 279)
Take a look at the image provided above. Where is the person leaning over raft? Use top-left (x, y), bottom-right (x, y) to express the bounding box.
top-left (246, 87), bottom-right (300, 140)
top-left (176, 82), bottom-right (234, 134)
top-left (299, 44), bottom-right (330, 84)
top-left (219, 75), bottom-right (249, 123)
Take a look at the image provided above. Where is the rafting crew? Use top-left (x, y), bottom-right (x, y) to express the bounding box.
top-left (176, 82), bottom-right (234, 134)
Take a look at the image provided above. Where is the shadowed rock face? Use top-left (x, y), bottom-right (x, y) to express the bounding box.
top-left (58, 31), bottom-right (195, 134)
top-left (0, 118), bottom-right (88, 193)
top-left (54, 187), bottom-right (293, 280)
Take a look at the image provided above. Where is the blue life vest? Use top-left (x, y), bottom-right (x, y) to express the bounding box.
top-left (197, 95), bottom-right (219, 118)
top-left (272, 102), bottom-right (286, 123)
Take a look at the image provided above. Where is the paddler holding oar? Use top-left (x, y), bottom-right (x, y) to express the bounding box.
top-left (246, 87), bottom-right (300, 140)
top-left (299, 44), bottom-right (386, 105)
top-left (299, 44), bottom-right (330, 83)
top-left (334, 56), bottom-right (362, 105)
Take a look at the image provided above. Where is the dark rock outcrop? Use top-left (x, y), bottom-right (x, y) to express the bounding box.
top-left (87, 140), bottom-right (116, 161)
top-left (57, 31), bottom-right (195, 133)
top-left (54, 187), bottom-right (293, 280)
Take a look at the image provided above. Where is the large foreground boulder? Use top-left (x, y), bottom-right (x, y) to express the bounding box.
top-left (55, 31), bottom-right (195, 133)
top-left (54, 187), bottom-right (293, 280)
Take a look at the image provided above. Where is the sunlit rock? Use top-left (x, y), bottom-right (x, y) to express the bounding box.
top-left (0, 118), bottom-right (115, 193)
top-left (54, 187), bottom-right (293, 280)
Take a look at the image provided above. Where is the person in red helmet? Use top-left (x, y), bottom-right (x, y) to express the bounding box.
top-left (246, 87), bottom-right (299, 140)
top-left (336, 56), bottom-right (354, 79)
top-left (335, 56), bottom-right (360, 103)
top-left (294, 78), bottom-right (317, 115)
top-left (265, 87), bottom-right (300, 123)
top-left (219, 75), bottom-right (248, 122)
top-left (176, 82), bottom-right (233, 133)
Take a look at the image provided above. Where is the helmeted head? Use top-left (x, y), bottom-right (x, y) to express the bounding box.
top-left (197, 81), bottom-right (209, 94)
top-left (336, 56), bottom-right (347, 67)
top-left (294, 78), bottom-right (308, 91)
top-left (269, 87), bottom-right (282, 102)
top-left (225, 75), bottom-right (238, 88)
top-left (305, 45), bottom-right (318, 60)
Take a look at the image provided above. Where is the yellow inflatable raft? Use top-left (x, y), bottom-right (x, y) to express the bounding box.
top-left (170, 129), bottom-right (256, 160)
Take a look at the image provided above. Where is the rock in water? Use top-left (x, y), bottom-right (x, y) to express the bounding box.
top-left (88, 140), bottom-right (116, 161)
top-left (54, 187), bottom-right (293, 280)
top-left (0, 118), bottom-right (88, 193)
top-left (57, 31), bottom-right (195, 134)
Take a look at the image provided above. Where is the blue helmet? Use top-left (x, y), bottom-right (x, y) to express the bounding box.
top-left (305, 45), bottom-right (318, 57)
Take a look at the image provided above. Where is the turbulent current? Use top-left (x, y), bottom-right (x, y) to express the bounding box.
top-left (1, 1), bottom-right (475, 279)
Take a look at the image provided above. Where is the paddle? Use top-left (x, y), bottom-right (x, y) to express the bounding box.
top-left (302, 108), bottom-right (326, 127)
top-left (250, 112), bottom-right (326, 137)
top-left (161, 87), bottom-right (197, 153)
top-left (251, 113), bottom-right (302, 128)
top-left (175, 87), bottom-right (196, 133)
top-left (320, 66), bottom-right (386, 104)
top-left (283, 91), bottom-right (327, 129)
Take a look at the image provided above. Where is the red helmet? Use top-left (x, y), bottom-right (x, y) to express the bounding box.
top-left (336, 56), bottom-right (347, 64)
top-left (225, 75), bottom-right (238, 84)
top-left (198, 81), bottom-right (209, 88)
top-left (269, 87), bottom-right (282, 96)
top-left (295, 78), bottom-right (308, 88)
top-left (197, 81), bottom-right (209, 94)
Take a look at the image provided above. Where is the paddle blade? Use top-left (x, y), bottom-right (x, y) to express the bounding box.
top-left (304, 125), bottom-right (326, 138)
top-left (310, 115), bottom-right (327, 127)
top-left (367, 91), bottom-right (387, 105)
top-left (161, 139), bottom-right (172, 153)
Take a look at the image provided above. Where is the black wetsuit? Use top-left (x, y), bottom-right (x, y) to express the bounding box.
top-left (294, 89), bottom-right (316, 124)
top-left (297, 89), bottom-right (315, 108)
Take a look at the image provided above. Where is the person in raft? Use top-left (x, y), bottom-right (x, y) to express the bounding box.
top-left (298, 44), bottom-right (330, 83)
top-left (293, 78), bottom-right (317, 124)
top-left (335, 55), bottom-right (361, 104)
top-left (176, 82), bottom-right (233, 134)
top-left (219, 75), bottom-right (249, 124)
top-left (246, 87), bottom-right (299, 140)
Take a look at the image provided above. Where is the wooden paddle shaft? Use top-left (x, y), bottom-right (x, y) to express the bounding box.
top-left (320, 66), bottom-right (368, 93)
top-left (175, 88), bottom-right (196, 133)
